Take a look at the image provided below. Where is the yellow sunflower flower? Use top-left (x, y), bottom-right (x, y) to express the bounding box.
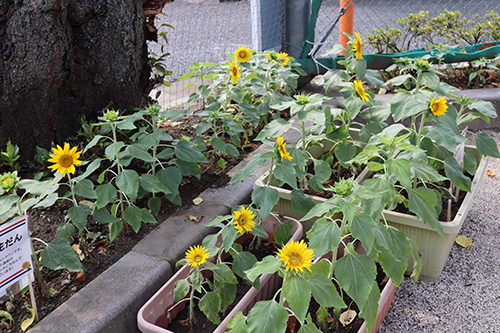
top-left (277, 239), bottom-right (314, 273)
top-left (185, 245), bottom-right (209, 267)
top-left (230, 59), bottom-right (241, 84)
top-left (232, 206), bottom-right (256, 234)
top-left (276, 136), bottom-right (293, 162)
top-left (353, 79), bottom-right (369, 103)
top-left (352, 32), bottom-right (363, 60)
top-left (48, 143), bottom-right (82, 176)
top-left (277, 52), bottom-right (290, 66)
top-left (429, 96), bottom-right (448, 116)
top-left (234, 46), bottom-right (252, 62)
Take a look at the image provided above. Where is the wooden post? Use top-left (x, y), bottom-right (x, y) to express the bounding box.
top-left (339, 0), bottom-right (354, 55)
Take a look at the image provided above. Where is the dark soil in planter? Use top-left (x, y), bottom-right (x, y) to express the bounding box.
top-left (292, 264), bottom-right (388, 333)
top-left (166, 238), bottom-right (280, 332)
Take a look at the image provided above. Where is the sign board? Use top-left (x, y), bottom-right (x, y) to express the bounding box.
top-left (0, 215), bottom-right (34, 296)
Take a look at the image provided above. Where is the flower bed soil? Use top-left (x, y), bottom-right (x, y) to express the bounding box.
top-left (0, 109), bottom-right (276, 332)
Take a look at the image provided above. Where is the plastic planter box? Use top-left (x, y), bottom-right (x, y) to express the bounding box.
top-left (137, 214), bottom-right (303, 332)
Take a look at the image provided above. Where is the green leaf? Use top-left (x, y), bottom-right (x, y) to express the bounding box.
top-left (245, 256), bottom-right (281, 283)
top-left (226, 312), bottom-right (249, 333)
top-left (40, 238), bottom-right (82, 272)
top-left (105, 141), bottom-right (125, 160)
top-left (173, 279), bottom-right (190, 302)
top-left (116, 169), bottom-right (140, 201)
top-left (230, 153), bottom-right (267, 184)
top-left (273, 219), bottom-right (293, 246)
top-left (283, 273), bottom-right (311, 323)
top-left (298, 323), bottom-right (322, 333)
top-left (123, 205), bottom-right (143, 233)
top-left (92, 208), bottom-right (120, 224)
top-left (56, 223), bottom-right (75, 239)
top-left (350, 214), bottom-right (376, 253)
top-left (375, 227), bottom-right (410, 286)
top-left (409, 187), bottom-right (444, 236)
top-left (255, 118), bottom-right (293, 141)
top-left (335, 253), bottom-right (376, 309)
top-left (444, 157), bottom-right (471, 192)
top-left (334, 143), bottom-right (358, 166)
top-left (420, 72), bottom-right (440, 90)
top-left (233, 251), bottom-right (258, 282)
top-left (291, 189), bottom-right (315, 213)
top-left (463, 152), bottom-right (478, 176)
top-left (361, 101), bottom-right (391, 122)
top-left (251, 186), bottom-right (279, 221)
top-left (301, 202), bottom-right (336, 221)
top-left (148, 197), bottom-right (162, 215)
top-left (95, 183), bottom-right (117, 209)
top-left (309, 273), bottom-right (346, 308)
top-left (140, 174), bottom-right (171, 195)
top-left (412, 161), bottom-right (448, 183)
top-left (476, 132), bottom-right (500, 158)
top-left (386, 158), bottom-right (412, 190)
top-left (306, 218), bottom-right (341, 258)
top-left (222, 225), bottom-right (238, 252)
top-left (247, 300), bottom-right (288, 333)
top-left (274, 163), bottom-right (297, 189)
top-left (358, 280), bottom-right (381, 332)
top-left (141, 208), bottom-right (157, 223)
top-left (205, 262), bottom-right (238, 284)
top-left (344, 96), bottom-right (363, 119)
top-left (409, 238), bottom-right (423, 281)
top-left (108, 220), bottom-right (123, 242)
top-left (174, 139), bottom-right (207, 163)
top-left (469, 100), bottom-right (497, 118)
top-left (157, 167), bottom-right (182, 205)
top-left (199, 291), bottom-right (221, 324)
top-left (422, 125), bottom-right (457, 153)
top-left (73, 179), bottom-right (97, 199)
top-left (214, 279), bottom-right (236, 310)
top-left (310, 259), bottom-right (331, 278)
top-left (67, 204), bottom-right (91, 231)
top-left (126, 144), bottom-right (154, 162)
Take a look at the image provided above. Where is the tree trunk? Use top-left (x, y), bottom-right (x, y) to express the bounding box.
top-left (0, 0), bottom-right (151, 161)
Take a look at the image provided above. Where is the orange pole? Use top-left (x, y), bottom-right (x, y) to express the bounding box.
top-left (339, 0), bottom-right (354, 55)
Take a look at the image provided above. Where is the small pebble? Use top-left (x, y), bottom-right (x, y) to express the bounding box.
top-left (5, 301), bottom-right (15, 312)
top-left (61, 279), bottom-right (72, 286)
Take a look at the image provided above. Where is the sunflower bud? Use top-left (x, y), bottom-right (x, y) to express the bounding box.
top-left (333, 177), bottom-right (355, 197)
top-left (103, 109), bottom-right (119, 122)
top-left (0, 172), bottom-right (19, 192)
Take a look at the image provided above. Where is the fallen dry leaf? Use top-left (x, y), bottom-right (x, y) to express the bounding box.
top-left (486, 169), bottom-right (496, 177)
top-left (455, 235), bottom-right (473, 250)
top-left (78, 200), bottom-right (94, 209)
top-left (339, 309), bottom-right (357, 327)
top-left (193, 197), bottom-right (203, 205)
top-left (177, 319), bottom-right (189, 327)
top-left (20, 308), bottom-right (35, 332)
top-left (72, 244), bottom-right (85, 261)
top-left (187, 215), bottom-right (200, 222)
top-left (76, 271), bottom-right (86, 283)
top-left (378, 88), bottom-right (387, 95)
top-left (91, 239), bottom-right (107, 247)
top-left (97, 247), bottom-right (107, 255)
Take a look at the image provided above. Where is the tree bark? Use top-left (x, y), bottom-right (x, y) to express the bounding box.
top-left (0, 0), bottom-right (151, 161)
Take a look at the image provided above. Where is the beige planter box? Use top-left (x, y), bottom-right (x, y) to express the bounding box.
top-left (380, 146), bottom-right (488, 281)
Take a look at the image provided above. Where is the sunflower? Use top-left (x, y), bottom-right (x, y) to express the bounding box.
top-left (429, 96), bottom-right (448, 116)
top-left (234, 46), bottom-right (252, 62)
top-left (277, 52), bottom-right (290, 66)
top-left (232, 206), bottom-right (256, 234)
top-left (353, 79), bottom-right (369, 103)
top-left (48, 143), bottom-right (82, 176)
top-left (352, 32), bottom-right (363, 60)
top-left (276, 136), bottom-right (293, 162)
top-left (277, 239), bottom-right (314, 273)
top-left (185, 245), bottom-right (209, 267)
top-left (230, 59), bottom-right (241, 84)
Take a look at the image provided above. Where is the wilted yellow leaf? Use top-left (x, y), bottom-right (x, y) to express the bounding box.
top-left (486, 169), bottom-right (496, 177)
top-left (193, 197), bottom-right (203, 205)
top-left (378, 88), bottom-right (387, 95)
top-left (187, 215), bottom-right (200, 222)
top-left (0, 310), bottom-right (13, 324)
top-left (455, 235), bottom-right (473, 250)
top-left (21, 308), bottom-right (35, 332)
top-left (72, 244), bottom-right (85, 261)
top-left (339, 309), bottom-right (357, 327)
top-left (460, 48), bottom-right (466, 53)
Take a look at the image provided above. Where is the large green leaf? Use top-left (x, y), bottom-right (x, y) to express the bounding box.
top-left (174, 139), bottom-right (207, 163)
top-left (360, 101), bottom-right (391, 122)
top-left (140, 174), bottom-right (171, 195)
top-left (306, 219), bottom-right (341, 258)
top-left (469, 100), bottom-right (497, 119)
top-left (420, 72), bottom-right (440, 90)
top-left (92, 208), bottom-right (120, 224)
top-left (245, 256), bottom-right (281, 283)
top-left (205, 262), bottom-right (237, 284)
top-left (116, 169), bottom-right (140, 201)
top-left (350, 214), bottom-right (376, 253)
top-left (476, 132), bottom-right (500, 158)
top-left (40, 238), bottom-right (82, 272)
top-left (226, 312), bottom-right (249, 333)
top-left (444, 157), bottom-right (471, 192)
top-left (422, 124), bottom-right (457, 152)
top-left (309, 273), bottom-right (346, 308)
top-left (301, 202), bottom-right (337, 221)
top-left (214, 279), bottom-right (236, 310)
top-left (126, 144), bottom-right (155, 162)
top-left (108, 220), bottom-right (123, 242)
top-left (67, 204), bottom-right (91, 231)
top-left (274, 163), bottom-right (297, 189)
top-left (412, 160), bottom-right (447, 183)
top-left (222, 225), bottom-right (238, 252)
top-left (105, 141), bottom-right (125, 160)
top-left (290, 189), bottom-right (315, 213)
top-left (173, 279), bottom-right (190, 302)
top-left (73, 179), bottom-right (97, 199)
top-left (255, 118), bottom-right (293, 141)
top-left (251, 186), bottom-right (279, 221)
top-left (375, 227), bottom-right (410, 286)
top-left (273, 219), bottom-right (293, 246)
top-left (199, 291), bottom-right (221, 324)
top-left (95, 183), bottom-right (117, 209)
top-left (358, 280), bottom-right (381, 333)
top-left (334, 143), bottom-right (358, 166)
top-left (247, 300), bottom-right (288, 333)
top-left (123, 205), bottom-right (143, 233)
top-left (230, 153), bottom-right (268, 184)
top-left (283, 273), bottom-right (311, 323)
top-left (335, 253), bottom-right (376, 309)
top-left (386, 158), bottom-right (412, 190)
top-left (157, 167), bottom-right (182, 205)
top-left (233, 251), bottom-right (258, 282)
top-left (408, 187), bottom-right (443, 236)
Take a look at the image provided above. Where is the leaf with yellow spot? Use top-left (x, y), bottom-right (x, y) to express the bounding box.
top-left (455, 235), bottom-right (473, 250)
top-left (21, 308), bottom-right (35, 332)
top-left (339, 309), bottom-right (357, 327)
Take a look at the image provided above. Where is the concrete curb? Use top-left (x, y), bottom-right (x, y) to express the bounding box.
top-left (30, 125), bottom-right (306, 332)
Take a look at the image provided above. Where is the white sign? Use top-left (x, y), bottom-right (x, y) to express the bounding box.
top-left (0, 215), bottom-right (34, 296)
